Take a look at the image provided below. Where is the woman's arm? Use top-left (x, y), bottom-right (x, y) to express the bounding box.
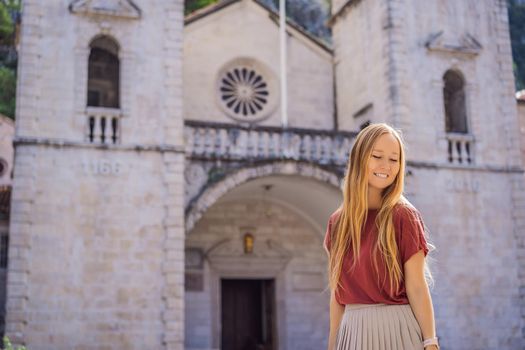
top-left (328, 288), bottom-right (344, 350)
top-left (405, 250), bottom-right (439, 350)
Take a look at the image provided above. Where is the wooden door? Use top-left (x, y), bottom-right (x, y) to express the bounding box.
top-left (221, 279), bottom-right (275, 350)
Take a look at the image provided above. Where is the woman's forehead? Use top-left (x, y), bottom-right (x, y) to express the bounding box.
top-left (372, 133), bottom-right (400, 153)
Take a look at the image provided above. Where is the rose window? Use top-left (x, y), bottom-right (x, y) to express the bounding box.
top-left (216, 58), bottom-right (278, 123)
top-left (220, 67), bottom-right (269, 118)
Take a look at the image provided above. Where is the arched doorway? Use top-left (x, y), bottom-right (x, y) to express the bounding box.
top-left (184, 174), bottom-right (342, 350)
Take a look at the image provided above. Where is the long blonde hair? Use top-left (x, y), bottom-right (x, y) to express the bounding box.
top-left (327, 123), bottom-right (431, 294)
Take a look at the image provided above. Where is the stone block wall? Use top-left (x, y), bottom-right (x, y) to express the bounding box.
top-left (7, 146), bottom-right (167, 349)
top-left (407, 165), bottom-right (523, 349)
top-left (331, 0), bottom-right (391, 131)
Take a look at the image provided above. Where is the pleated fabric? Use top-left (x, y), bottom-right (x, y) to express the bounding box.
top-left (334, 303), bottom-right (424, 350)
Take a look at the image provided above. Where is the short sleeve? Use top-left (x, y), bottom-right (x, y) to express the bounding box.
top-left (398, 206), bottom-right (429, 264)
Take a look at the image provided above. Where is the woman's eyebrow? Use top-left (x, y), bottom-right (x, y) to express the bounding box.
top-left (372, 149), bottom-right (399, 155)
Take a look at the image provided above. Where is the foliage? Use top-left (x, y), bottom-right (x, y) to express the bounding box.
top-left (0, 66), bottom-right (15, 118)
top-left (2, 336), bottom-right (27, 350)
top-left (185, 0), bottom-right (219, 15)
top-left (260, 0), bottom-right (331, 42)
top-left (0, 3), bottom-right (12, 41)
top-left (0, 0), bottom-right (20, 13)
top-left (508, 0), bottom-right (525, 90)
top-left (0, 0), bottom-right (20, 44)
top-left (185, 0), bottom-right (331, 42)
top-left (0, 0), bottom-right (18, 119)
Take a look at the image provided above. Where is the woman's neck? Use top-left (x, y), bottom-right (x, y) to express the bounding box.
top-left (367, 187), bottom-right (383, 209)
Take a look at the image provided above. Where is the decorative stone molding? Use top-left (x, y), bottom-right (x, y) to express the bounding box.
top-left (425, 31), bottom-right (482, 56)
top-left (69, 0), bottom-right (141, 19)
top-left (207, 238), bottom-right (292, 273)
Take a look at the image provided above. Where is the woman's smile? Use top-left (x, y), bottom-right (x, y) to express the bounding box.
top-left (373, 172), bottom-right (389, 179)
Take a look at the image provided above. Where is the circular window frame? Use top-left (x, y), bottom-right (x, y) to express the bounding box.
top-left (216, 58), bottom-right (279, 124)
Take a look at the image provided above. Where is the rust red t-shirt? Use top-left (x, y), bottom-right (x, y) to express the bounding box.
top-left (324, 204), bottom-right (429, 305)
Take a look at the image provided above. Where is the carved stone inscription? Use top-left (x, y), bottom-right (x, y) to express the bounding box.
top-left (445, 174), bottom-right (479, 193)
top-left (82, 159), bottom-right (128, 176)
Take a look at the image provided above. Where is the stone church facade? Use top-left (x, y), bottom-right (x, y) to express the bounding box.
top-left (1, 0), bottom-right (524, 349)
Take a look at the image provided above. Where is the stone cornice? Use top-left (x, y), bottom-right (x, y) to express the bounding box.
top-left (425, 31), bottom-right (482, 56)
top-left (407, 160), bottom-right (523, 174)
top-left (13, 137), bottom-right (184, 153)
top-left (69, 0), bottom-right (142, 19)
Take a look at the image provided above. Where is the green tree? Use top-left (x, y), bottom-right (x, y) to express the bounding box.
top-left (0, 0), bottom-right (19, 119)
top-left (509, 0), bottom-right (525, 90)
top-left (185, 0), bottom-right (331, 43)
top-left (0, 0), bottom-right (19, 44)
top-left (262, 0), bottom-right (331, 42)
top-left (0, 3), bottom-right (12, 42)
top-left (185, 0), bottom-right (219, 15)
top-left (2, 336), bottom-right (27, 350)
top-left (0, 66), bottom-right (15, 118)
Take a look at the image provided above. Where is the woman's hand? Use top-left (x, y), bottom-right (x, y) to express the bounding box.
top-left (424, 345), bottom-right (439, 350)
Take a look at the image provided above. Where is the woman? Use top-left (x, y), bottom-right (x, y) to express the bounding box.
top-left (324, 123), bottom-right (439, 350)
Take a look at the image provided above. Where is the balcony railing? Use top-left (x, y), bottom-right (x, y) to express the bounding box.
top-left (446, 132), bottom-right (474, 165)
top-left (86, 107), bottom-right (121, 145)
top-left (184, 120), bottom-right (357, 166)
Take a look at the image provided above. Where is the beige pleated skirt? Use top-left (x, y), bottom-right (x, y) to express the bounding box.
top-left (335, 303), bottom-right (424, 350)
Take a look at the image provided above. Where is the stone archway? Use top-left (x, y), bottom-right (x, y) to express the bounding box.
top-left (185, 161), bottom-right (342, 233)
top-left (183, 162), bottom-right (343, 350)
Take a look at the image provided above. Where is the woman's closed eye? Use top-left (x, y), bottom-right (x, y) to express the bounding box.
top-left (372, 155), bottom-right (398, 162)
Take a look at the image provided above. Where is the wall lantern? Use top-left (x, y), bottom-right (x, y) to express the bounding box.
top-left (244, 233), bottom-right (254, 254)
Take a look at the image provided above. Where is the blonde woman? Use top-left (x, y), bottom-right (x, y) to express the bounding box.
top-left (325, 123), bottom-right (439, 350)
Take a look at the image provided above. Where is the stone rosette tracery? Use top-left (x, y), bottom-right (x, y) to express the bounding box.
top-left (216, 58), bottom-right (278, 123)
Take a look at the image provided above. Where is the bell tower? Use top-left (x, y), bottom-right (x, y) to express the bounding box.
top-left (6, 0), bottom-right (186, 348)
top-left (331, 1), bottom-right (524, 349)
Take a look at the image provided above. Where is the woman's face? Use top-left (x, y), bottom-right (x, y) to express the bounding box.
top-left (367, 133), bottom-right (401, 192)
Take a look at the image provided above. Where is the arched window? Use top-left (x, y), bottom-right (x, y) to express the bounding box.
top-left (443, 70), bottom-right (467, 134)
top-left (87, 36), bottom-right (120, 108)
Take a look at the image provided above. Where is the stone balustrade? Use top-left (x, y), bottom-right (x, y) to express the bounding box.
top-left (184, 120), bottom-right (357, 166)
top-left (446, 132), bottom-right (475, 165)
top-left (86, 107), bottom-right (121, 145)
